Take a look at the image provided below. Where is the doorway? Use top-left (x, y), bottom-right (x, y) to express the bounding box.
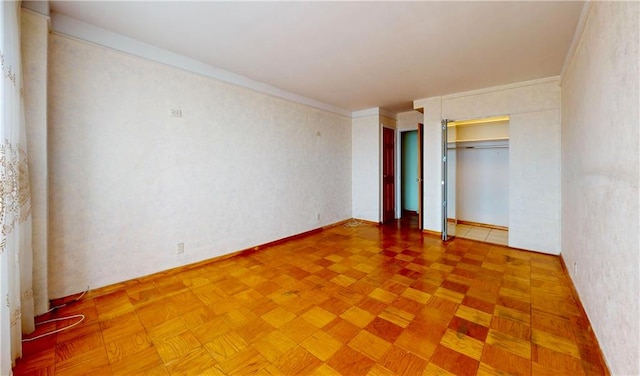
top-left (401, 131), bottom-right (419, 215)
top-left (398, 124), bottom-right (424, 230)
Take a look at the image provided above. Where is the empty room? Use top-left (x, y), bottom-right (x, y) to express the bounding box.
top-left (2, 1), bottom-right (638, 375)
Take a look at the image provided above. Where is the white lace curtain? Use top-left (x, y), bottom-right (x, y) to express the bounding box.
top-left (0, 0), bottom-right (35, 373)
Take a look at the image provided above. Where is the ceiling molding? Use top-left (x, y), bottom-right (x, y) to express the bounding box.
top-left (413, 76), bottom-right (559, 114)
top-left (560, 1), bottom-right (594, 83)
top-left (379, 108), bottom-right (397, 121)
top-left (21, 0), bottom-right (50, 17)
top-left (352, 107), bottom-right (397, 120)
top-left (440, 76), bottom-right (560, 101)
top-left (50, 12), bottom-right (354, 118)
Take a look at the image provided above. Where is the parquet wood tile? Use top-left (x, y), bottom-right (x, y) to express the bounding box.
top-left (430, 345), bottom-right (480, 376)
top-left (300, 330), bottom-right (343, 361)
top-left (253, 330), bottom-right (298, 362)
top-left (272, 346), bottom-right (322, 375)
top-left (153, 330), bottom-right (201, 364)
top-left (423, 363), bottom-right (457, 376)
top-left (13, 219), bottom-right (610, 375)
top-left (348, 330), bottom-right (392, 361)
top-left (108, 346), bottom-right (164, 376)
top-left (440, 329), bottom-right (484, 361)
top-left (146, 317), bottom-right (189, 342)
top-left (327, 345), bottom-right (376, 376)
top-left (490, 316), bottom-right (531, 341)
top-left (203, 331), bottom-right (248, 362)
top-left (323, 317), bottom-right (360, 344)
top-left (105, 330), bottom-right (152, 363)
top-left (398, 316), bottom-right (442, 354)
top-left (448, 316), bottom-right (489, 342)
top-left (379, 345), bottom-right (428, 376)
top-left (365, 317), bottom-right (403, 343)
top-left (480, 343), bottom-right (530, 376)
top-left (165, 347), bottom-right (216, 375)
top-left (54, 346), bottom-right (110, 376)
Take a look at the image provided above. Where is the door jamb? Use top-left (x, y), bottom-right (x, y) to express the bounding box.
top-left (380, 125), bottom-right (396, 223)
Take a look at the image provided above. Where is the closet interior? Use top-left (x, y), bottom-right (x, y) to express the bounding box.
top-left (446, 116), bottom-right (509, 245)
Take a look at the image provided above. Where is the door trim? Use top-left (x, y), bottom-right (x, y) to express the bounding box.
top-left (381, 126), bottom-right (396, 223)
top-left (418, 123), bottom-right (424, 230)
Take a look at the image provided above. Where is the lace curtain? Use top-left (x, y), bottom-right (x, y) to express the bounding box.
top-left (0, 0), bottom-right (35, 373)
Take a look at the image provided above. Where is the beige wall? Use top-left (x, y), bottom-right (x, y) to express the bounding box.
top-left (352, 115), bottom-right (380, 222)
top-left (561, 2), bottom-right (639, 374)
top-left (21, 9), bottom-right (49, 314)
top-left (48, 34), bottom-right (352, 298)
top-left (351, 111), bottom-right (397, 222)
top-left (396, 110), bottom-right (422, 132)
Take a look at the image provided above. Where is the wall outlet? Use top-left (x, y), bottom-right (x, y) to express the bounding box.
top-left (573, 262), bottom-right (578, 277)
top-left (170, 109), bottom-right (182, 117)
top-left (316, 213), bottom-right (320, 221)
top-left (177, 242), bottom-right (184, 255)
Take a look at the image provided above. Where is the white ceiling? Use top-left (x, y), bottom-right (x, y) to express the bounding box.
top-left (49, 1), bottom-right (584, 113)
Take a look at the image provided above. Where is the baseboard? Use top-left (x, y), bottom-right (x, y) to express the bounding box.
top-left (422, 229), bottom-right (442, 237)
top-left (56, 218), bottom-right (383, 303)
top-left (58, 218), bottom-right (355, 303)
top-left (455, 219), bottom-right (508, 231)
top-left (351, 218), bottom-right (381, 226)
top-left (559, 254), bottom-right (611, 375)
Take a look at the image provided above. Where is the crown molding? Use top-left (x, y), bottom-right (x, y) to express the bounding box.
top-left (560, 1), bottom-right (594, 83)
top-left (51, 13), bottom-right (354, 118)
top-left (441, 76), bottom-right (560, 101)
top-left (21, 0), bottom-right (50, 17)
top-left (352, 107), bottom-right (397, 120)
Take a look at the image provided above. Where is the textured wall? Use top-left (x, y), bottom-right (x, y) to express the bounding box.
top-left (508, 109), bottom-right (560, 253)
top-left (21, 9), bottom-right (49, 314)
top-left (561, 2), bottom-right (639, 374)
top-left (417, 97), bottom-right (443, 233)
top-left (351, 115), bottom-right (380, 222)
top-left (48, 35), bottom-right (352, 298)
top-left (456, 144), bottom-right (509, 227)
top-left (396, 111), bottom-right (422, 132)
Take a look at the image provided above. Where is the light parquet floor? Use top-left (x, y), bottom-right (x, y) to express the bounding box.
top-left (14, 219), bottom-right (608, 375)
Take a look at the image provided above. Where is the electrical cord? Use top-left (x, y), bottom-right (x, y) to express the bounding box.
top-left (21, 314), bottom-right (85, 342)
top-left (46, 288), bottom-right (88, 313)
top-left (21, 287), bottom-right (89, 342)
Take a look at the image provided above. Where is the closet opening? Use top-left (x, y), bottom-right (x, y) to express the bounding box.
top-left (443, 116), bottom-right (509, 245)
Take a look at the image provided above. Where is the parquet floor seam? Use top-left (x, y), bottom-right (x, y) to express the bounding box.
top-left (14, 218), bottom-right (608, 375)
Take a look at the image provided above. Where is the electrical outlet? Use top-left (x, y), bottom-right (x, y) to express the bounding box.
top-left (170, 109), bottom-right (182, 117)
top-left (316, 213), bottom-right (320, 221)
top-left (177, 242), bottom-right (184, 255)
top-left (573, 262), bottom-right (577, 277)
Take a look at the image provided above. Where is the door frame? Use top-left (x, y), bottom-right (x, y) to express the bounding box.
top-left (396, 127), bottom-right (424, 230)
top-left (442, 119), bottom-right (452, 240)
top-left (381, 125), bottom-right (396, 223)
top-left (418, 123), bottom-right (424, 230)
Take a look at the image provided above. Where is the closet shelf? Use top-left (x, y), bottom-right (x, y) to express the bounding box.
top-left (452, 136), bottom-right (509, 143)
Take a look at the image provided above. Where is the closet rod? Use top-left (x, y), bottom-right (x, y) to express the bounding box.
top-left (447, 145), bottom-right (509, 150)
